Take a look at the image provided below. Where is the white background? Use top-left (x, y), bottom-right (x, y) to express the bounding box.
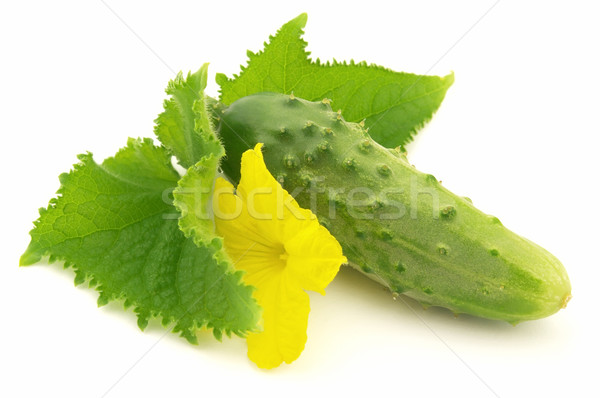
top-left (1, 1), bottom-right (598, 397)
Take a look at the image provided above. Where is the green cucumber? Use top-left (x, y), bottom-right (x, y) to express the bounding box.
top-left (215, 92), bottom-right (571, 323)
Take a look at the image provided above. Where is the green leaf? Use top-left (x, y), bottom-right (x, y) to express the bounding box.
top-left (20, 138), bottom-right (259, 342)
top-left (216, 13), bottom-right (454, 148)
top-left (174, 153), bottom-right (220, 248)
top-left (155, 63), bottom-right (224, 168)
top-left (158, 63), bottom-right (228, 251)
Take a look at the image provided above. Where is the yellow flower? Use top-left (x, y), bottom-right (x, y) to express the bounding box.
top-left (213, 143), bottom-right (347, 369)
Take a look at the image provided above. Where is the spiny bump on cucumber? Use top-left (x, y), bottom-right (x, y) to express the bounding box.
top-left (440, 205), bottom-right (457, 219)
top-left (332, 194), bottom-right (346, 211)
top-left (393, 284), bottom-right (407, 294)
top-left (283, 154), bottom-right (299, 169)
top-left (304, 150), bottom-right (316, 164)
top-left (360, 264), bottom-right (373, 274)
top-left (369, 198), bottom-right (384, 212)
top-left (488, 215), bottom-right (503, 225)
top-left (216, 92), bottom-right (572, 324)
top-left (358, 139), bottom-right (373, 153)
top-left (395, 262), bottom-right (407, 273)
top-left (378, 229), bottom-right (394, 241)
top-left (343, 157), bottom-right (357, 170)
top-left (277, 127), bottom-right (292, 140)
top-left (377, 164), bottom-right (392, 177)
top-left (276, 173), bottom-right (286, 185)
top-left (303, 121), bottom-right (317, 135)
top-left (322, 127), bottom-right (334, 137)
top-left (299, 172), bottom-right (314, 188)
top-left (438, 245), bottom-right (449, 256)
top-left (286, 93), bottom-right (303, 108)
top-left (425, 174), bottom-right (439, 185)
top-left (318, 140), bottom-right (331, 152)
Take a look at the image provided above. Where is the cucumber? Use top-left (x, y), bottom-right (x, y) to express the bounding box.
top-left (215, 92), bottom-right (571, 323)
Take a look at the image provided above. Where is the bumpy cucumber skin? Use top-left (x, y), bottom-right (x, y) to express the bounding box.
top-left (216, 92), bottom-right (571, 323)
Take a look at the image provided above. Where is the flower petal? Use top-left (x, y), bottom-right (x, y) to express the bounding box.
top-left (285, 223), bottom-right (347, 295)
top-left (213, 143), bottom-right (347, 369)
top-left (246, 270), bottom-right (310, 369)
top-left (213, 176), bottom-right (278, 260)
top-left (237, 144), bottom-right (314, 242)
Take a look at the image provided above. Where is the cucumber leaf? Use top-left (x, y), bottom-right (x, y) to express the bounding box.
top-left (216, 13), bottom-right (454, 148)
top-left (174, 153), bottom-right (221, 248)
top-left (155, 63), bottom-right (224, 168)
top-left (158, 64), bottom-right (228, 252)
top-left (20, 138), bottom-right (259, 342)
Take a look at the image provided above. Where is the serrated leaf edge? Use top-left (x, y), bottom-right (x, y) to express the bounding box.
top-left (21, 138), bottom-right (258, 343)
